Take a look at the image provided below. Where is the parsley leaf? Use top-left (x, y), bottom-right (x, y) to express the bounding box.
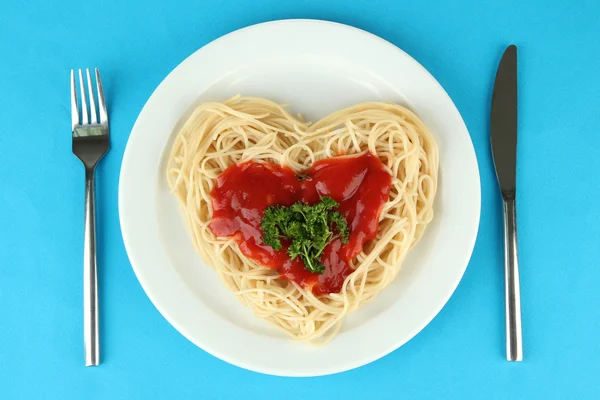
top-left (260, 196), bottom-right (350, 274)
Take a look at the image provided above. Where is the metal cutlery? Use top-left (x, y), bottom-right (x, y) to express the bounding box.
top-left (490, 45), bottom-right (523, 361)
top-left (71, 68), bottom-right (110, 366)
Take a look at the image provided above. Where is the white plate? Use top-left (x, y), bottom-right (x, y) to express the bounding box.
top-left (119, 19), bottom-right (480, 377)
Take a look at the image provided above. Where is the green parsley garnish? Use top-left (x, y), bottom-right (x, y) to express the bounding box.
top-left (260, 196), bottom-right (350, 274)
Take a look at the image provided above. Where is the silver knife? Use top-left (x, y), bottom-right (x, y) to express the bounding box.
top-left (490, 44), bottom-right (523, 361)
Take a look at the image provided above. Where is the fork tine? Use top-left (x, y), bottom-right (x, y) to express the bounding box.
top-left (70, 70), bottom-right (79, 130)
top-left (78, 69), bottom-right (89, 124)
top-left (86, 69), bottom-right (98, 124)
top-left (95, 69), bottom-right (108, 124)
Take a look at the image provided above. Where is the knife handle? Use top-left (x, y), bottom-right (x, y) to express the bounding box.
top-left (503, 198), bottom-right (523, 361)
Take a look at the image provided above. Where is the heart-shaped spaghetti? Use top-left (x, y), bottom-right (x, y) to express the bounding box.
top-left (166, 96), bottom-right (438, 343)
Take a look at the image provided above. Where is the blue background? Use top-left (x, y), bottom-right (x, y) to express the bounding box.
top-left (1, 0), bottom-right (599, 398)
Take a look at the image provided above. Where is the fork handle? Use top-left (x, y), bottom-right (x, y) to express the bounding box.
top-left (83, 166), bottom-right (100, 366)
top-left (503, 198), bottom-right (523, 361)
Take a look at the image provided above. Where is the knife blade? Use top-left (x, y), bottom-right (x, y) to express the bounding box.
top-left (490, 44), bottom-right (523, 362)
top-left (491, 45), bottom-right (517, 199)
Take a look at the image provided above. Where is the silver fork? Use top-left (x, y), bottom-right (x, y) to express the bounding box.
top-left (71, 68), bottom-right (109, 367)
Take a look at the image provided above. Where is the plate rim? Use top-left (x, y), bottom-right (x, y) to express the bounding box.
top-left (119, 18), bottom-right (481, 377)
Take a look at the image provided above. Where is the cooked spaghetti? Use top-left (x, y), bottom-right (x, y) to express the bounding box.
top-left (166, 96), bottom-right (438, 343)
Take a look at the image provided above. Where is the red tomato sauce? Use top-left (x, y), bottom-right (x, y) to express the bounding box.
top-left (209, 153), bottom-right (392, 295)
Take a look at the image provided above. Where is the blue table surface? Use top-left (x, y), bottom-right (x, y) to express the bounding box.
top-left (2, 0), bottom-right (600, 398)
